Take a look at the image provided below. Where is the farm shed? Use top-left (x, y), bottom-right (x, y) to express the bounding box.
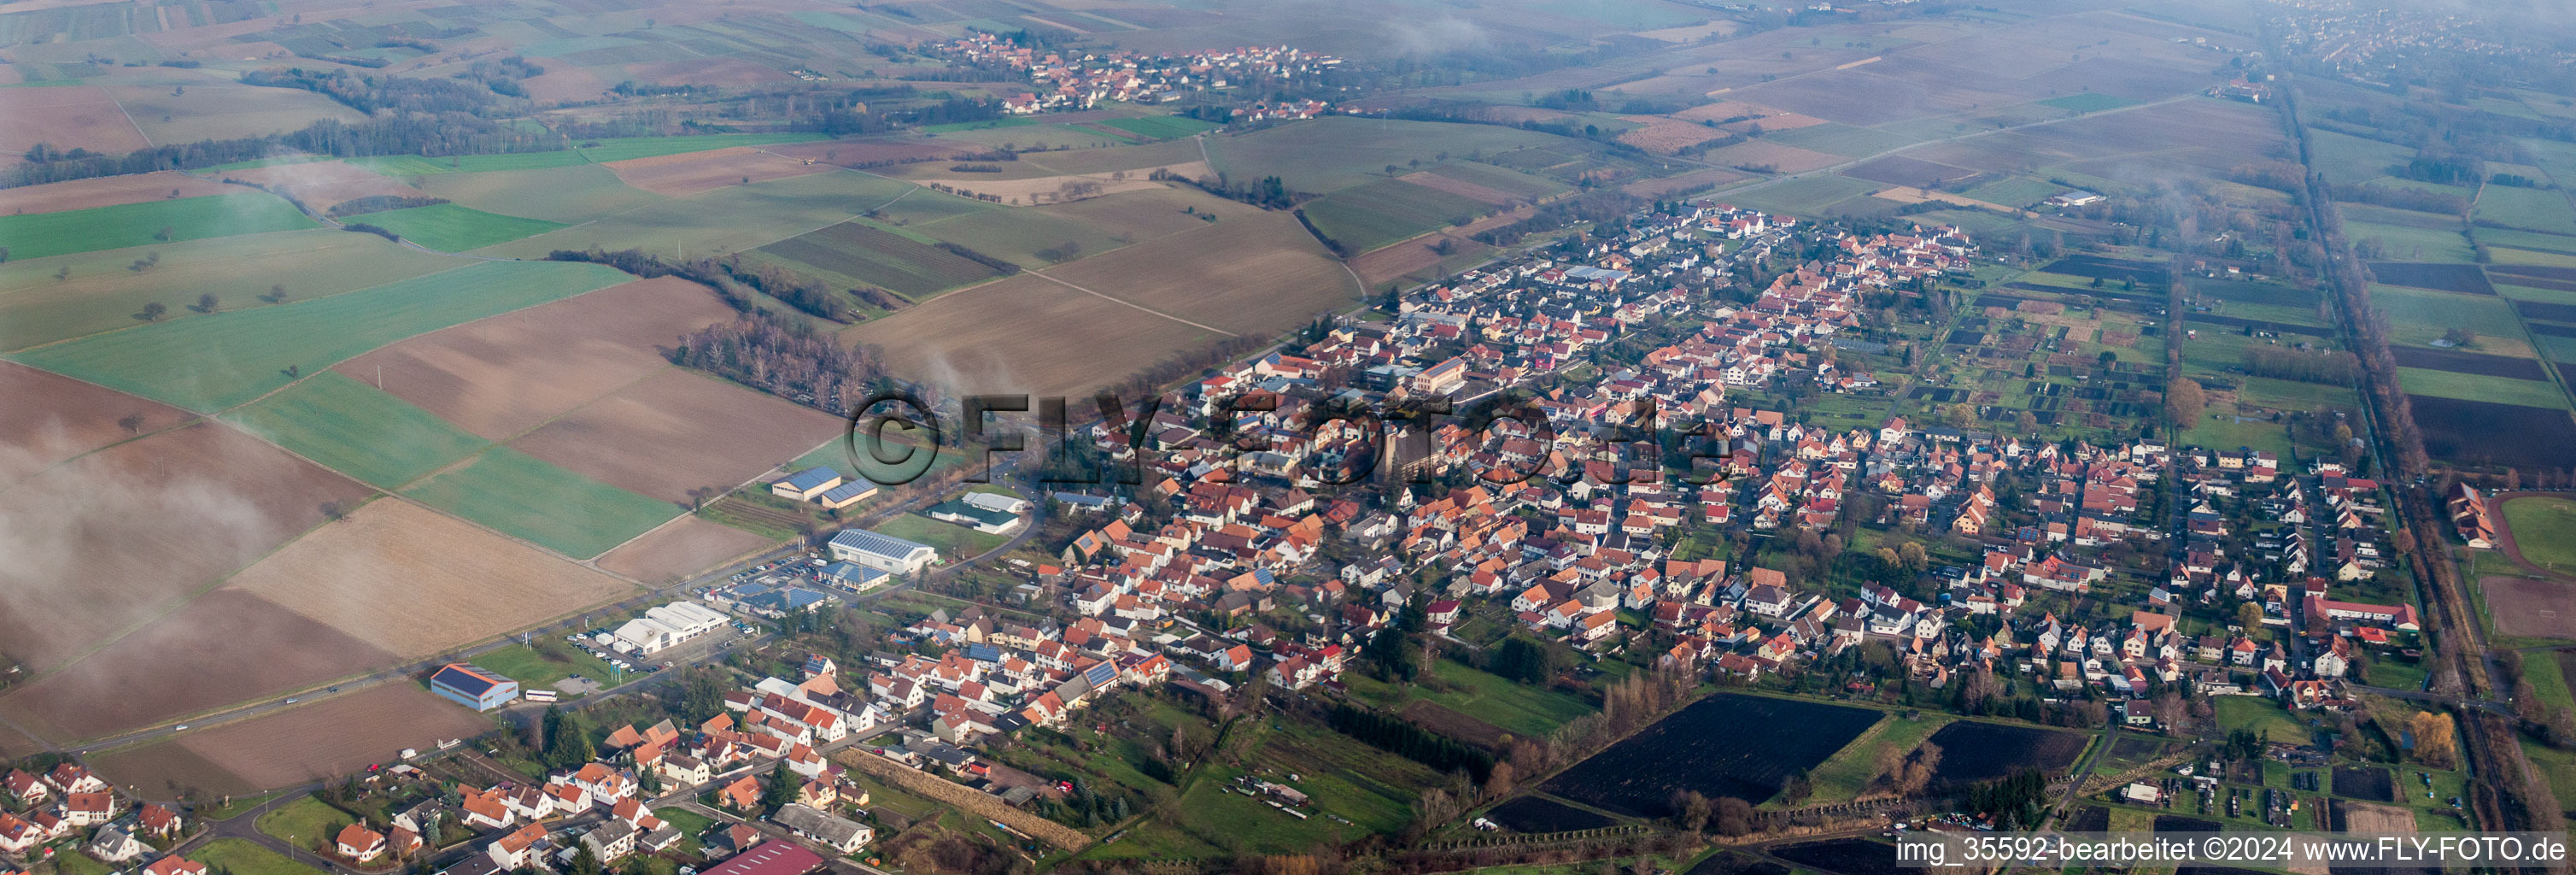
top-left (828, 529), bottom-right (938, 575)
top-left (771, 467), bottom-right (842, 502)
top-left (428, 664), bottom-right (520, 712)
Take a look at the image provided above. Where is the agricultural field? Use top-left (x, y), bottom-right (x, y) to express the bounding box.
top-left (0, 420), bottom-right (368, 685)
top-left (13, 260), bottom-right (632, 412)
top-left (0, 171), bottom-right (234, 214)
top-left (1343, 661), bottom-right (1595, 739)
top-left (2369, 285), bottom-right (2534, 355)
top-left (2476, 185), bottom-right (2576, 236)
top-left (2409, 395), bottom-right (2576, 470)
top-left (0, 230), bottom-right (462, 352)
top-left (1302, 177), bottom-right (1498, 253)
top-left (225, 499), bottom-right (636, 659)
top-left (1206, 117), bottom-right (1582, 195)
top-left (2397, 367), bottom-right (2567, 408)
top-left (342, 203), bottom-right (569, 252)
top-left (756, 220), bottom-right (1010, 297)
top-left (0, 359), bottom-right (190, 488)
top-left (335, 276), bottom-right (737, 440)
top-left (402, 448), bottom-right (678, 560)
top-left (222, 161), bottom-right (427, 214)
top-left (1801, 711), bottom-right (1954, 805)
top-left (1097, 115), bottom-right (1220, 140)
top-left (509, 367), bottom-right (850, 503)
top-left (1542, 694), bottom-right (1882, 813)
top-left (407, 163), bottom-right (668, 224)
top-left (222, 372), bottom-right (489, 489)
top-left (598, 516), bottom-right (779, 584)
top-left (846, 273), bottom-right (1228, 399)
top-left (1915, 720), bottom-right (2090, 787)
top-left (602, 146), bottom-right (833, 197)
top-left (1034, 211), bottom-right (1357, 336)
top-left (91, 684), bottom-right (488, 798)
top-left (474, 170), bottom-right (919, 260)
top-left (0, 192), bottom-right (315, 260)
top-left (0, 85), bottom-right (149, 161)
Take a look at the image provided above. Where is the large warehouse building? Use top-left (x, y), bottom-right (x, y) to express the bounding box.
top-left (827, 529), bottom-right (938, 575)
top-left (428, 664), bottom-right (520, 712)
top-left (611, 602), bottom-right (729, 655)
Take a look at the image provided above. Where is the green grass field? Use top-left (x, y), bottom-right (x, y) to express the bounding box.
top-left (193, 838), bottom-right (325, 875)
top-left (2309, 128), bottom-right (2415, 186)
top-left (871, 512), bottom-right (1005, 561)
top-left (2039, 92), bottom-right (2136, 112)
top-left (1301, 177), bottom-right (1494, 252)
top-left (2345, 219), bottom-right (2478, 263)
top-left (1802, 711), bottom-right (1942, 806)
top-left (13, 260), bottom-right (630, 412)
top-left (1209, 116), bottom-right (1580, 194)
top-left (342, 203), bottom-right (568, 252)
top-left (2475, 185), bottom-right (2576, 235)
top-left (223, 371), bottom-right (488, 488)
top-left (2503, 496), bottom-right (2576, 569)
top-left (471, 641), bottom-right (624, 691)
top-left (1098, 115), bottom-right (1221, 140)
top-left (347, 134), bottom-right (833, 177)
top-left (0, 229), bottom-right (460, 353)
top-left (1732, 174), bottom-right (1885, 214)
top-left (403, 447), bottom-right (676, 559)
top-left (0, 192), bottom-right (316, 260)
top-left (255, 797), bottom-right (352, 849)
top-left (1962, 176), bottom-right (2070, 208)
top-left (407, 163), bottom-right (667, 224)
top-left (1343, 660), bottom-right (1594, 738)
top-left (2215, 695), bottom-right (2314, 745)
top-left (2371, 285), bottom-right (2532, 349)
top-left (475, 171), bottom-right (918, 259)
top-left (2397, 367), bottom-right (2569, 408)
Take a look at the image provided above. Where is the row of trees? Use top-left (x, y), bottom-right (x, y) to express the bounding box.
top-left (669, 312), bottom-right (885, 415)
top-left (2241, 345), bottom-right (2362, 385)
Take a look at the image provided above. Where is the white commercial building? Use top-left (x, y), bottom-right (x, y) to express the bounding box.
top-left (828, 529), bottom-right (938, 576)
top-left (612, 602), bottom-right (729, 655)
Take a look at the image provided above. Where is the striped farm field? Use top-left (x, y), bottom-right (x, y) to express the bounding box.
top-left (1421, 161), bottom-right (1570, 200)
top-left (1099, 115), bottom-right (1221, 140)
top-left (758, 220), bottom-right (1008, 297)
top-left (342, 203), bottom-right (568, 252)
top-left (12, 260), bottom-right (631, 412)
top-left (1301, 178), bottom-right (1495, 253)
top-left (402, 447), bottom-right (676, 559)
top-left (0, 192), bottom-right (316, 260)
top-left (345, 134), bottom-right (831, 177)
top-left (222, 371), bottom-right (488, 489)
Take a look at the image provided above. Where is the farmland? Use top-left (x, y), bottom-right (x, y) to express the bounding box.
top-left (1301, 178), bottom-right (1498, 253)
top-left (223, 372), bottom-right (489, 489)
top-left (1034, 211), bottom-right (1357, 336)
top-left (402, 448), bottom-right (678, 559)
top-left (13, 260), bottom-right (632, 412)
top-left (598, 516), bottom-right (779, 584)
top-left (0, 192), bottom-right (316, 260)
top-left (602, 146), bottom-right (833, 197)
top-left (846, 273), bottom-right (1227, 399)
top-left (225, 499), bottom-right (636, 660)
top-left (1543, 694), bottom-right (1882, 813)
top-left (342, 203), bottom-right (569, 252)
top-left (91, 684), bottom-right (489, 798)
top-left (407, 163), bottom-right (667, 224)
top-left (0, 230), bottom-right (462, 352)
top-left (0, 85), bottom-right (149, 161)
top-left (1206, 117), bottom-right (1583, 194)
top-left (0, 359), bottom-right (190, 488)
top-left (756, 220), bottom-right (1010, 297)
top-left (0, 421), bottom-right (369, 681)
top-left (0, 171), bottom-right (234, 214)
top-left (2409, 396), bottom-right (2576, 470)
top-left (474, 171), bottom-right (920, 260)
top-left (335, 276), bottom-right (737, 440)
top-left (509, 367), bottom-right (850, 503)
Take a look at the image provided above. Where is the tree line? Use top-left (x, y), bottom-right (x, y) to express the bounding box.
top-left (2241, 345), bottom-right (2361, 385)
top-left (1326, 702), bottom-right (1495, 782)
top-left (670, 312), bottom-right (886, 416)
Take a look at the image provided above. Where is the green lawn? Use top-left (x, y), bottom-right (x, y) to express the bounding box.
top-left (1802, 711), bottom-right (1944, 805)
top-left (12, 260), bottom-right (630, 412)
top-left (1098, 115), bottom-right (1221, 140)
top-left (2476, 185), bottom-right (2576, 236)
top-left (2397, 367), bottom-right (2569, 408)
top-left (870, 512), bottom-right (1005, 561)
top-left (195, 838), bottom-right (327, 875)
top-left (472, 642), bottom-right (624, 692)
top-left (1301, 177), bottom-right (1495, 252)
top-left (2503, 496), bottom-right (2576, 569)
top-left (0, 192), bottom-right (316, 259)
top-left (402, 447), bottom-right (677, 558)
top-left (342, 203), bottom-right (568, 252)
top-left (1343, 661), bottom-right (1595, 739)
top-left (48, 849), bottom-right (114, 875)
top-left (2038, 92), bottom-right (2135, 112)
top-left (224, 371), bottom-right (489, 488)
top-left (255, 797), bottom-right (352, 849)
top-left (2213, 695), bottom-right (2313, 745)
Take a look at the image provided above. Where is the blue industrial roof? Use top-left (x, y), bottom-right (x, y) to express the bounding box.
top-left (817, 561), bottom-right (886, 586)
top-left (828, 528), bottom-right (935, 559)
top-left (820, 480), bottom-right (877, 502)
top-left (430, 664), bottom-right (508, 697)
top-left (778, 467), bottom-right (840, 490)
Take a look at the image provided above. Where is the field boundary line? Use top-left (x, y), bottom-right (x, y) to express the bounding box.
top-left (1020, 270), bottom-right (1240, 337)
top-left (100, 87), bottom-right (153, 148)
